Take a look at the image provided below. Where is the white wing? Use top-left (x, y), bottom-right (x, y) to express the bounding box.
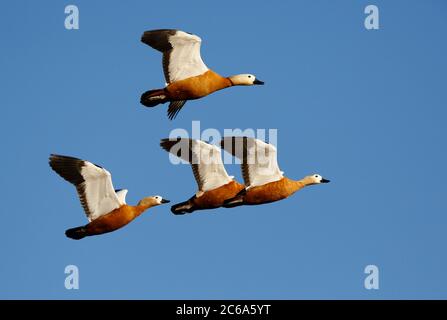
top-left (221, 137), bottom-right (284, 189)
top-left (141, 29), bottom-right (209, 83)
top-left (167, 31), bottom-right (209, 82)
top-left (49, 155), bottom-right (125, 222)
top-left (115, 189), bottom-right (128, 205)
top-left (160, 138), bottom-right (233, 194)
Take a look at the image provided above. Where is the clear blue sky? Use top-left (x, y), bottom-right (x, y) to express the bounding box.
top-left (1, 0), bottom-right (446, 299)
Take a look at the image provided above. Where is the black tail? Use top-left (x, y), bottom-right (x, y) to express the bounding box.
top-left (65, 226), bottom-right (87, 240)
top-left (171, 200), bottom-right (195, 215)
top-left (223, 195), bottom-right (244, 208)
top-left (140, 89), bottom-right (168, 107)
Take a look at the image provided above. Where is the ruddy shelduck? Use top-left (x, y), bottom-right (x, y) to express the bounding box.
top-left (160, 138), bottom-right (245, 214)
top-left (220, 137), bottom-right (330, 207)
top-left (49, 154), bottom-right (169, 240)
top-left (140, 29), bottom-right (264, 119)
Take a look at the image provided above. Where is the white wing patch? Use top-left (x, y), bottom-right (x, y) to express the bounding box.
top-left (221, 137), bottom-right (284, 189)
top-left (115, 189), bottom-right (128, 205)
top-left (245, 139), bottom-right (284, 188)
top-left (161, 138), bottom-right (232, 194)
top-left (167, 31), bottom-right (209, 82)
top-left (192, 141), bottom-right (232, 193)
top-left (80, 162), bottom-right (123, 221)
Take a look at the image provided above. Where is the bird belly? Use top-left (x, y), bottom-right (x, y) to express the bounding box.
top-left (244, 179), bottom-right (292, 205)
top-left (85, 206), bottom-right (135, 236)
top-left (194, 181), bottom-right (245, 209)
top-left (166, 70), bottom-right (229, 100)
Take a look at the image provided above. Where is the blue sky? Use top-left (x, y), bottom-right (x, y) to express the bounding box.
top-left (1, 0), bottom-right (446, 299)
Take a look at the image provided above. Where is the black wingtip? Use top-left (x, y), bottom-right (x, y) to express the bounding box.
top-left (141, 29), bottom-right (176, 51)
top-left (167, 100), bottom-right (187, 120)
top-left (160, 138), bottom-right (179, 152)
top-left (48, 154), bottom-right (86, 186)
top-left (49, 154), bottom-right (82, 162)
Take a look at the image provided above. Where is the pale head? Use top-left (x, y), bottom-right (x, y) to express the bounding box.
top-left (228, 74), bottom-right (264, 86)
top-left (305, 174), bottom-right (331, 185)
top-left (138, 195), bottom-right (170, 207)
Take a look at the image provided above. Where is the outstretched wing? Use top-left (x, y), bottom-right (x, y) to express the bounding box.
top-left (49, 154), bottom-right (125, 221)
top-left (141, 29), bottom-right (209, 83)
top-left (160, 138), bottom-right (233, 194)
top-left (220, 137), bottom-right (284, 189)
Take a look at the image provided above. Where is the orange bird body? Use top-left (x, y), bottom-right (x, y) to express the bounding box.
top-left (140, 29), bottom-right (264, 119)
top-left (49, 154), bottom-right (169, 239)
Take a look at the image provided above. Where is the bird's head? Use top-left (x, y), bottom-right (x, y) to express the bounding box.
top-left (229, 74), bottom-right (264, 86)
top-left (304, 174), bottom-right (331, 186)
top-left (138, 195), bottom-right (170, 208)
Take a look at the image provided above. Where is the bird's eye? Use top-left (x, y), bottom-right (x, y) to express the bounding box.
top-left (248, 75), bottom-right (252, 78)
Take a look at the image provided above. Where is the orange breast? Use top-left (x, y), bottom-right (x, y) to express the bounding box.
top-left (85, 205), bottom-right (137, 236)
top-left (166, 70), bottom-right (231, 100)
top-left (244, 178), bottom-right (299, 205)
top-left (193, 180), bottom-right (245, 208)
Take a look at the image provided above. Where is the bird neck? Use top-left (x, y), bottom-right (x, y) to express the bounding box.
top-left (134, 204), bottom-right (151, 217)
top-left (226, 76), bottom-right (236, 87)
top-left (202, 69), bottom-right (233, 89)
top-left (291, 177), bottom-right (314, 192)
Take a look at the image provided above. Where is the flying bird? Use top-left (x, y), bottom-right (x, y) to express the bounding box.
top-left (140, 29), bottom-right (264, 120)
top-left (220, 137), bottom-right (330, 207)
top-left (160, 138), bottom-right (245, 214)
top-left (49, 154), bottom-right (169, 240)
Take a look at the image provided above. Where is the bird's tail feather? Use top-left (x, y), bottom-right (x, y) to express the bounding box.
top-left (140, 89), bottom-right (168, 107)
top-left (171, 200), bottom-right (194, 215)
top-left (223, 195), bottom-right (244, 208)
top-left (65, 226), bottom-right (87, 240)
